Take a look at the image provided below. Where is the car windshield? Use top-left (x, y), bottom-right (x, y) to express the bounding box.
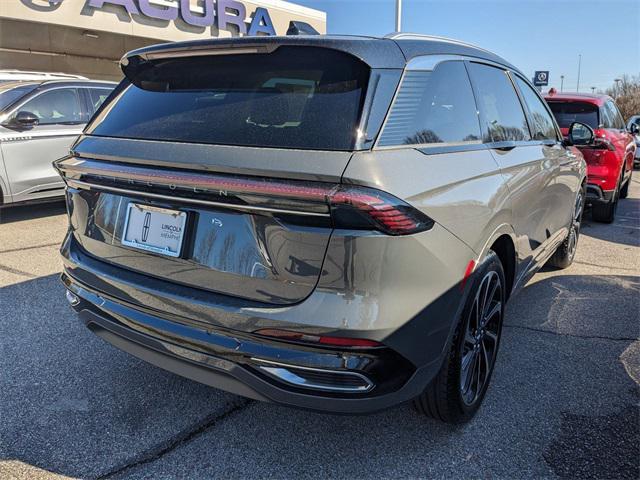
top-left (86, 46), bottom-right (371, 151)
top-left (0, 84), bottom-right (39, 112)
top-left (547, 101), bottom-right (599, 129)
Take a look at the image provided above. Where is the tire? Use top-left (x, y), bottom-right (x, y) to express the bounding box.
top-left (620, 171), bottom-right (631, 199)
top-left (592, 174), bottom-right (621, 223)
top-left (548, 183), bottom-right (585, 269)
top-left (413, 251), bottom-right (505, 424)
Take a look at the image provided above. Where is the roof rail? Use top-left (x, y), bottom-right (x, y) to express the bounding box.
top-left (384, 33), bottom-right (493, 55)
top-left (0, 70), bottom-right (88, 80)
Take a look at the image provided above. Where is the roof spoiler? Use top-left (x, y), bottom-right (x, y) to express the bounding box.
top-left (286, 21), bottom-right (319, 36)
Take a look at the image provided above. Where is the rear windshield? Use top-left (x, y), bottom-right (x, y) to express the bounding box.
top-left (87, 47), bottom-right (370, 151)
top-left (547, 101), bottom-right (599, 129)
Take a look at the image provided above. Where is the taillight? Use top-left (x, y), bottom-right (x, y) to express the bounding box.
top-left (593, 138), bottom-right (616, 151)
top-left (56, 158), bottom-right (434, 235)
top-left (253, 328), bottom-right (384, 348)
top-left (329, 185), bottom-right (434, 235)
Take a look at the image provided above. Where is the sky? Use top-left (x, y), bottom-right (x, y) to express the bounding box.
top-left (294, 0), bottom-right (640, 92)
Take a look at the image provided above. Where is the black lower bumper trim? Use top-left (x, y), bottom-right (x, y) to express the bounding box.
top-left (82, 310), bottom-right (269, 402)
top-left (63, 272), bottom-right (435, 414)
top-left (586, 184), bottom-right (614, 204)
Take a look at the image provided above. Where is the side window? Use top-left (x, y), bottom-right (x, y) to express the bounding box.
top-left (607, 101), bottom-right (625, 129)
top-left (15, 88), bottom-right (82, 125)
top-left (601, 103), bottom-right (614, 128)
top-left (87, 88), bottom-right (113, 115)
top-left (377, 61), bottom-right (481, 146)
top-left (468, 63), bottom-right (531, 143)
top-left (514, 76), bottom-right (558, 141)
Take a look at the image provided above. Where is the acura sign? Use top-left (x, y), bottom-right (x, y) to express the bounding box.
top-left (533, 71), bottom-right (549, 87)
top-left (87, 0), bottom-right (277, 35)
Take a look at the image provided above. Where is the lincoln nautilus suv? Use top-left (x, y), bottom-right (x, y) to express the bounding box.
top-left (56, 34), bottom-right (588, 423)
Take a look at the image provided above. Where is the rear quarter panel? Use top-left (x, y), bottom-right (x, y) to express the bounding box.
top-left (343, 147), bottom-right (512, 258)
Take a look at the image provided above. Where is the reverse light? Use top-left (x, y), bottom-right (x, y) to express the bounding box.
top-left (254, 329), bottom-right (384, 348)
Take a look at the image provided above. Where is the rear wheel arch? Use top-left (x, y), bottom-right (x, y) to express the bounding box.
top-left (488, 235), bottom-right (516, 301)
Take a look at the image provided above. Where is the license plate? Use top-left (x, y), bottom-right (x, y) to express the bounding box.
top-left (122, 203), bottom-right (187, 258)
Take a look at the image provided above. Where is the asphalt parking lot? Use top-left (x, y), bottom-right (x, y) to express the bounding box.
top-left (0, 181), bottom-right (638, 480)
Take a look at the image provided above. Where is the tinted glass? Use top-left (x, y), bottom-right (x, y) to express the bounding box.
top-left (606, 101), bottom-right (624, 129)
top-left (600, 103), bottom-right (614, 128)
top-left (377, 61), bottom-right (481, 146)
top-left (88, 88), bottom-right (113, 114)
top-left (468, 63), bottom-right (530, 142)
top-left (547, 102), bottom-right (599, 129)
top-left (87, 47), bottom-right (370, 151)
top-left (0, 84), bottom-right (38, 111)
top-left (514, 77), bottom-right (557, 141)
top-left (16, 88), bottom-right (82, 125)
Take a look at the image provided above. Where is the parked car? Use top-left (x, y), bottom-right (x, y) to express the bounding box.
top-left (0, 79), bottom-right (115, 206)
top-left (627, 114), bottom-right (640, 168)
top-left (0, 70), bottom-right (88, 84)
top-left (55, 34), bottom-right (587, 423)
top-left (545, 92), bottom-right (636, 222)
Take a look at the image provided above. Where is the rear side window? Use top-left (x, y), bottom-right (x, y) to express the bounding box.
top-left (468, 63), bottom-right (530, 143)
top-left (14, 88), bottom-right (82, 125)
top-left (547, 102), bottom-right (599, 129)
top-left (514, 76), bottom-right (558, 141)
top-left (87, 88), bottom-right (113, 115)
top-left (377, 61), bottom-right (481, 146)
top-left (86, 47), bottom-right (370, 151)
top-left (604, 101), bottom-right (624, 129)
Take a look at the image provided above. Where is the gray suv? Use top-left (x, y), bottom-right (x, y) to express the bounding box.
top-left (56, 34), bottom-right (587, 423)
top-left (0, 80), bottom-right (114, 205)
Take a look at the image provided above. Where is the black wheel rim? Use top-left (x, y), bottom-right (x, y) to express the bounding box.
top-left (460, 270), bottom-right (503, 406)
top-left (568, 188), bottom-right (584, 261)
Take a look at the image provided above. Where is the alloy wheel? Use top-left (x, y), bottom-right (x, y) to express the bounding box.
top-left (460, 270), bottom-right (503, 406)
top-left (567, 188), bottom-right (584, 261)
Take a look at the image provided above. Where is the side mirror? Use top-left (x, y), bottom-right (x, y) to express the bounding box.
top-left (629, 123), bottom-right (639, 135)
top-left (13, 111), bottom-right (40, 128)
top-left (567, 122), bottom-right (595, 146)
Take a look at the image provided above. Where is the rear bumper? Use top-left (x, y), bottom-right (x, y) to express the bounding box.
top-left (60, 234), bottom-right (465, 414)
top-left (63, 273), bottom-right (440, 414)
top-left (585, 184), bottom-right (615, 204)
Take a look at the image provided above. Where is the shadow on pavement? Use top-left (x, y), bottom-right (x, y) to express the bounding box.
top-left (0, 200), bottom-right (67, 224)
top-left (580, 197), bottom-right (639, 248)
top-left (0, 272), bottom-right (638, 479)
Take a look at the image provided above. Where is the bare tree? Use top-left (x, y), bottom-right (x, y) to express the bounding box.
top-left (604, 74), bottom-right (640, 121)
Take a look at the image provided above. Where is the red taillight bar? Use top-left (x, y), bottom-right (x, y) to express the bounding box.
top-left (254, 328), bottom-right (383, 348)
top-left (56, 158), bottom-right (434, 235)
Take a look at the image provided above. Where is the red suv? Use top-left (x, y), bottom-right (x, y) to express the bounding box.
top-left (545, 92), bottom-right (636, 222)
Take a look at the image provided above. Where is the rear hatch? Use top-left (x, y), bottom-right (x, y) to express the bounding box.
top-left (56, 43), bottom-right (393, 305)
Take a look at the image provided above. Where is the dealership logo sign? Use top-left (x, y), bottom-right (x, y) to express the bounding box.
top-left (86, 0), bottom-right (276, 35)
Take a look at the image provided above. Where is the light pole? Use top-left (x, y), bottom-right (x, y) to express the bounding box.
top-left (395, 0), bottom-right (402, 32)
top-left (560, 75), bottom-right (564, 92)
top-left (591, 86), bottom-right (596, 93)
top-left (614, 78), bottom-right (622, 98)
top-left (576, 54), bottom-right (582, 92)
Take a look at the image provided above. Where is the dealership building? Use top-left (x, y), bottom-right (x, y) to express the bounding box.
top-left (0, 0), bottom-right (326, 82)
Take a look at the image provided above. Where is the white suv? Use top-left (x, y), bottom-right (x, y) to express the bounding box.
top-left (0, 79), bottom-right (115, 206)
